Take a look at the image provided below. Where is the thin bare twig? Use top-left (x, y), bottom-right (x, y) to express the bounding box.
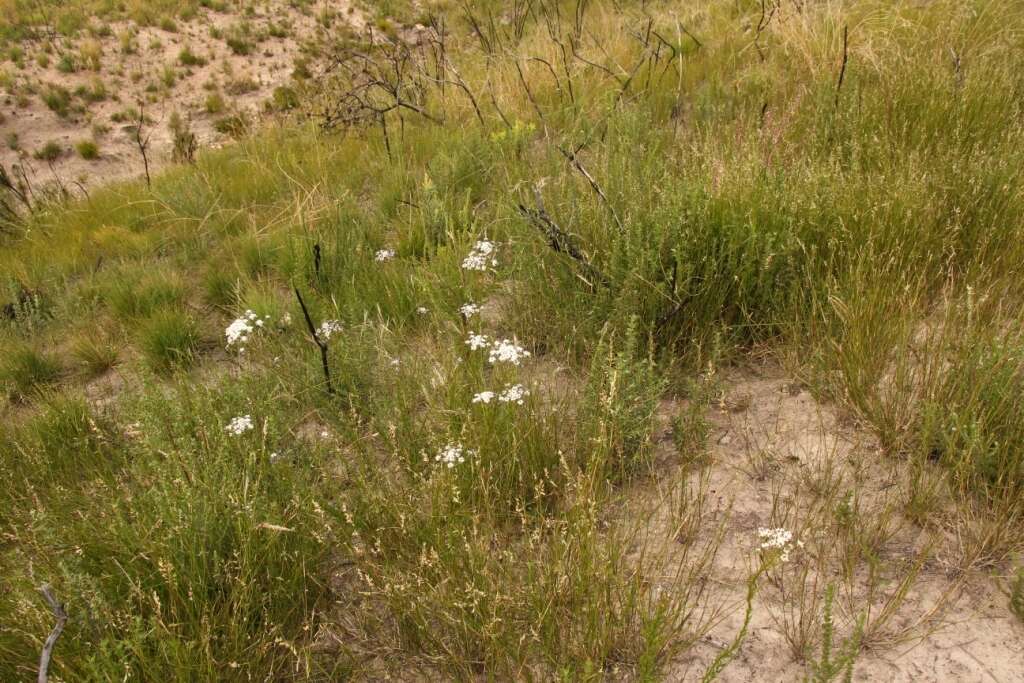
top-left (558, 145), bottom-right (623, 232)
top-left (38, 584), bottom-right (67, 683)
top-left (834, 25), bottom-right (849, 108)
top-left (294, 288), bottom-right (334, 395)
top-left (517, 183), bottom-right (608, 288)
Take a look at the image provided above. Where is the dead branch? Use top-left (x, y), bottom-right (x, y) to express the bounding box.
top-left (294, 288), bottom-right (334, 395)
top-left (37, 584), bottom-right (67, 683)
top-left (558, 145), bottom-right (623, 232)
top-left (834, 25), bottom-right (849, 107)
top-left (754, 0), bottom-right (778, 62)
top-left (517, 183), bottom-right (608, 288)
top-left (315, 30), bottom-right (440, 135)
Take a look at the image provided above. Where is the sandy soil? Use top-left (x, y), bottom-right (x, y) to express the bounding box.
top-left (0, 1), bottom-right (365, 190)
top-left (642, 366), bottom-right (1024, 682)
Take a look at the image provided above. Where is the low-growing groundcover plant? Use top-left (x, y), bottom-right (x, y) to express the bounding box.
top-left (2, 0), bottom-right (1024, 679)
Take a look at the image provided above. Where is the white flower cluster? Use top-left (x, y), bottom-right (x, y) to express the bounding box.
top-left (459, 302), bottom-right (481, 318)
top-left (225, 414), bottom-right (254, 436)
top-left (498, 383), bottom-right (529, 404)
top-left (488, 339), bottom-right (531, 366)
top-left (318, 319), bottom-right (343, 341)
top-left (225, 310), bottom-right (271, 353)
top-left (375, 249), bottom-right (396, 262)
top-left (475, 383), bottom-right (529, 405)
top-left (416, 306), bottom-right (429, 315)
top-left (757, 527), bottom-right (804, 563)
top-left (436, 442), bottom-right (474, 468)
top-left (465, 333), bottom-right (490, 351)
top-left (463, 334), bottom-right (531, 366)
top-left (461, 239), bottom-right (498, 271)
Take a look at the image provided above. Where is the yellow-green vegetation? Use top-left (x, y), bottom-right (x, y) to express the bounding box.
top-left (3, 0), bottom-right (1024, 679)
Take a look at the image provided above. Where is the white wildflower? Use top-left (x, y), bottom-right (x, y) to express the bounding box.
top-left (461, 239), bottom-right (498, 271)
top-left (416, 306), bottom-right (429, 315)
top-left (435, 442), bottom-right (474, 468)
top-left (225, 309), bottom-right (271, 352)
top-left (459, 302), bottom-right (481, 318)
top-left (472, 391), bottom-right (495, 404)
top-left (280, 312), bottom-right (292, 327)
top-left (488, 338), bottom-right (531, 366)
top-left (757, 527), bottom-right (804, 563)
top-left (375, 249), bottom-right (396, 262)
top-left (318, 320), bottom-right (343, 340)
top-left (225, 415), bottom-right (254, 436)
top-left (465, 333), bottom-right (490, 351)
top-left (498, 383), bottom-right (529, 405)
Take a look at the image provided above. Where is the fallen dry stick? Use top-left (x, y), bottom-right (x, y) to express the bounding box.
top-left (37, 584), bottom-right (67, 683)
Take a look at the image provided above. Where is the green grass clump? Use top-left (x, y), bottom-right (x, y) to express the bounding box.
top-left (178, 46), bottom-right (206, 66)
top-left (33, 140), bottom-right (63, 161)
top-left (0, 346), bottom-right (62, 401)
top-left (40, 84), bottom-right (72, 116)
top-left (105, 271), bottom-right (185, 321)
top-left (138, 309), bottom-right (201, 373)
top-left (70, 331), bottom-right (119, 377)
top-left (75, 139), bottom-right (99, 159)
top-left (204, 91), bottom-right (225, 114)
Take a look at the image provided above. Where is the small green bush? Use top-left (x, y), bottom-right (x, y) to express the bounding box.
top-left (75, 139), bottom-right (100, 159)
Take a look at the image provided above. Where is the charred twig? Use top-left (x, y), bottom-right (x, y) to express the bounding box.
top-left (488, 78), bottom-right (513, 129)
top-left (515, 60), bottom-right (547, 130)
top-left (754, 0), bottom-right (777, 62)
top-left (558, 145), bottom-right (623, 232)
top-left (294, 288), bottom-right (334, 395)
top-left (313, 243), bottom-right (322, 282)
top-left (517, 183), bottom-right (608, 288)
top-left (834, 25), bottom-right (849, 108)
top-left (37, 584), bottom-right (67, 683)
top-left (315, 30), bottom-right (440, 136)
top-left (529, 57), bottom-right (565, 102)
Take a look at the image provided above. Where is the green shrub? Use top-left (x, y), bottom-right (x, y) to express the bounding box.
top-left (580, 318), bottom-right (666, 482)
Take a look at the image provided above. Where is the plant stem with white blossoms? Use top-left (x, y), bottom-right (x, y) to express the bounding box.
top-left (435, 443), bottom-right (474, 468)
top-left (488, 339), bottom-right (531, 366)
top-left (465, 332), bottom-right (490, 351)
top-left (225, 415), bottom-right (254, 436)
top-left (318, 319), bottom-right (343, 341)
top-left (758, 527), bottom-right (804, 564)
top-left (462, 239), bottom-right (498, 271)
top-left (225, 310), bottom-right (271, 354)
